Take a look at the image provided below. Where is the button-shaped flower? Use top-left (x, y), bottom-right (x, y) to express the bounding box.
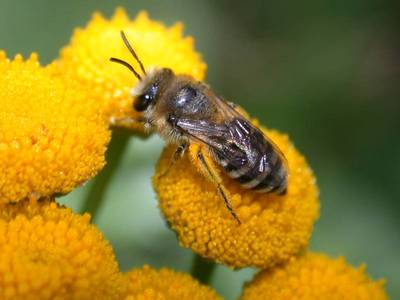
top-left (239, 252), bottom-right (388, 300)
top-left (0, 198), bottom-right (126, 299)
top-left (53, 8), bottom-right (206, 133)
top-left (0, 52), bottom-right (110, 203)
top-left (124, 265), bottom-right (222, 300)
top-left (153, 123), bottom-right (320, 269)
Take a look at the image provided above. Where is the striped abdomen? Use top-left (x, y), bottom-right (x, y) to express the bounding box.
top-left (215, 118), bottom-right (287, 194)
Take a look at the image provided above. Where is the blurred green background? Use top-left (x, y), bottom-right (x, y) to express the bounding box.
top-left (1, 0), bottom-right (399, 299)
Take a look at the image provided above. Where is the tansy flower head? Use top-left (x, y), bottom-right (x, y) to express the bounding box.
top-left (0, 52), bottom-right (110, 203)
top-left (0, 198), bottom-right (126, 300)
top-left (53, 7), bottom-right (207, 133)
top-left (239, 252), bottom-right (388, 300)
top-left (124, 265), bottom-right (222, 300)
top-left (153, 122), bottom-right (319, 269)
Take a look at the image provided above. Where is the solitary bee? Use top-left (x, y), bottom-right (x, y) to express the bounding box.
top-left (110, 31), bottom-right (288, 224)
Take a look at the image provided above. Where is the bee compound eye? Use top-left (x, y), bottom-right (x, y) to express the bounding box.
top-left (133, 83), bottom-right (159, 112)
top-left (134, 94), bottom-right (151, 112)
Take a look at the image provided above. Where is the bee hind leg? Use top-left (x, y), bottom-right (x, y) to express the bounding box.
top-left (158, 143), bottom-right (188, 179)
top-left (197, 150), bottom-right (241, 225)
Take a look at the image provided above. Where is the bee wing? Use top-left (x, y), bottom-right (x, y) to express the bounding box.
top-left (214, 96), bottom-right (287, 163)
top-left (175, 117), bottom-right (250, 170)
top-left (212, 96), bottom-right (243, 120)
top-left (176, 96), bottom-right (286, 169)
top-left (175, 119), bottom-right (230, 150)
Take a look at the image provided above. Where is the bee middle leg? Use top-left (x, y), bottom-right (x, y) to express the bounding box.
top-left (158, 143), bottom-right (188, 179)
top-left (197, 150), bottom-right (241, 224)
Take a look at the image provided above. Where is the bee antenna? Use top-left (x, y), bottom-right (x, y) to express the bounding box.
top-left (120, 30), bottom-right (147, 75)
top-left (109, 57), bottom-right (142, 80)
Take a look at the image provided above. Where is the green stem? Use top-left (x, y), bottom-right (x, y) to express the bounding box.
top-left (80, 130), bottom-right (131, 222)
top-left (190, 254), bottom-right (217, 285)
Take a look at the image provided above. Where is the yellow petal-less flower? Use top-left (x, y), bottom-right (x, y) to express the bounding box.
top-left (0, 198), bottom-right (126, 300)
top-left (124, 265), bottom-right (222, 300)
top-left (239, 252), bottom-right (388, 300)
top-left (153, 123), bottom-right (319, 269)
top-left (53, 7), bottom-right (207, 133)
top-left (0, 52), bottom-right (110, 203)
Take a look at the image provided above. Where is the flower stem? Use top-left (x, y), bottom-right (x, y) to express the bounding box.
top-left (190, 254), bottom-right (216, 285)
top-left (80, 129), bottom-right (131, 222)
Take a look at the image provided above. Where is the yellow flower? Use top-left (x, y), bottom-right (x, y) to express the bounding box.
top-left (0, 52), bottom-right (110, 203)
top-left (0, 198), bottom-right (126, 300)
top-left (124, 265), bottom-right (222, 300)
top-left (53, 7), bottom-right (207, 133)
top-left (153, 122), bottom-right (319, 269)
top-left (239, 252), bottom-right (388, 300)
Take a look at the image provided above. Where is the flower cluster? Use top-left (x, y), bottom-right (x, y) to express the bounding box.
top-left (154, 128), bottom-right (319, 269)
top-left (0, 52), bottom-right (110, 203)
top-left (0, 199), bottom-right (219, 300)
top-left (240, 253), bottom-right (388, 300)
top-left (0, 198), bottom-right (124, 299)
top-left (0, 6), bottom-right (389, 299)
top-left (124, 265), bottom-right (222, 300)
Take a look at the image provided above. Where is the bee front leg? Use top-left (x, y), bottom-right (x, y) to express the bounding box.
top-left (109, 116), bottom-right (146, 126)
top-left (158, 143), bottom-right (188, 179)
top-left (197, 150), bottom-right (241, 225)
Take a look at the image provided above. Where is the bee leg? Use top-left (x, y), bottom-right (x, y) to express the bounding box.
top-left (109, 116), bottom-right (146, 126)
top-left (158, 143), bottom-right (188, 178)
top-left (197, 150), bottom-right (241, 225)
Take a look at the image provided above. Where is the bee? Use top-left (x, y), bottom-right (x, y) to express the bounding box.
top-left (110, 31), bottom-right (288, 224)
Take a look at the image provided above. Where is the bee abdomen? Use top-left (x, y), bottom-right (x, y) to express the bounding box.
top-left (213, 117), bottom-right (287, 195)
top-left (253, 158), bottom-right (287, 194)
top-left (220, 151), bottom-right (287, 195)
